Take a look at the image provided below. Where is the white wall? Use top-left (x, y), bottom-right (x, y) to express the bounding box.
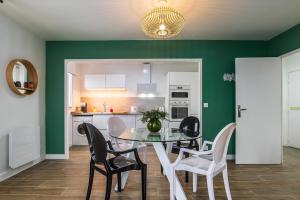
top-left (73, 61), bottom-right (198, 100)
top-left (67, 62), bottom-right (81, 147)
top-left (0, 13), bottom-right (45, 180)
top-left (282, 50), bottom-right (300, 146)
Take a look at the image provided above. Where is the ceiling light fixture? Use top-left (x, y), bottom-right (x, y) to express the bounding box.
top-left (141, 0), bottom-right (185, 39)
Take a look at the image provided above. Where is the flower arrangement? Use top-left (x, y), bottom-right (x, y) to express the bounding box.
top-left (141, 109), bottom-right (167, 132)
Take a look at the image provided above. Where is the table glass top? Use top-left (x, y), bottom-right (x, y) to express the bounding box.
top-left (109, 128), bottom-right (201, 143)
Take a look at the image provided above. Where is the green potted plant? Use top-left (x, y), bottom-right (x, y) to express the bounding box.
top-left (141, 109), bottom-right (167, 133)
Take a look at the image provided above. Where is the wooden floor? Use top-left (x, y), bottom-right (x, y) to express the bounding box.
top-left (0, 147), bottom-right (300, 200)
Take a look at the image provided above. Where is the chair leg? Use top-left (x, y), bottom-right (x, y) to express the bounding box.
top-left (117, 172), bottom-right (122, 192)
top-left (193, 173), bottom-right (198, 193)
top-left (86, 161), bottom-right (94, 200)
top-left (206, 176), bottom-right (215, 200)
top-left (195, 140), bottom-right (200, 151)
top-left (185, 171), bottom-right (189, 183)
top-left (105, 175), bottom-right (112, 200)
top-left (143, 146), bottom-right (147, 163)
top-left (141, 166), bottom-right (147, 200)
top-left (170, 167), bottom-right (175, 200)
top-left (185, 154), bottom-right (189, 183)
top-left (222, 168), bottom-right (232, 200)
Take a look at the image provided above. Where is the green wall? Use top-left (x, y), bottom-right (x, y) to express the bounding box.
top-left (46, 21), bottom-right (300, 155)
top-left (46, 40), bottom-right (268, 154)
top-left (268, 24), bottom-right (300, 56)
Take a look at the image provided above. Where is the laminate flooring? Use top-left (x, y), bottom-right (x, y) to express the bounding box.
top-left (0, 146), bottom-right (299, 200)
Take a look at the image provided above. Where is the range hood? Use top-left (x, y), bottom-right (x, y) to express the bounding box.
top-left (137, 63), bottom-right (157, 97)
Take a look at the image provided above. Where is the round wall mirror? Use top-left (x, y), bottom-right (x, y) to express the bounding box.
top-left (6, 59), bottom-right (38, 96)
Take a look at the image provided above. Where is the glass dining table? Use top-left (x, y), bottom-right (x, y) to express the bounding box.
top-left (109, 127), bottom-right (201, 200)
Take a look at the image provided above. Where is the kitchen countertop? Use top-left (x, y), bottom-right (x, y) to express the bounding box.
top-left (71, 112), bottom-right (142, 116)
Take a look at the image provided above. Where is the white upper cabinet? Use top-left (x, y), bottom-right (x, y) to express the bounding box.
top-left (106, 74), bottom-right (126, 89)
top-left (168, 72), bottom-right (194, 85)
top-left (85, 74), bottom-right (126, 90)
top-left (85, 74), bottom-right (105, 89)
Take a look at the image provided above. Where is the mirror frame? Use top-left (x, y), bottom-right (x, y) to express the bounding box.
top-left (6, 59), bottom-right (38, 96)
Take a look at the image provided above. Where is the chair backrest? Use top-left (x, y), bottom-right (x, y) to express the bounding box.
top-left (179, 116), bottom-right (200, 136)
top-left (107, 116), bottom-right (127, 134)
top-left (77, 123), bottom-right (108, 163)
top-left (211, 123), bottom-right (236, 164)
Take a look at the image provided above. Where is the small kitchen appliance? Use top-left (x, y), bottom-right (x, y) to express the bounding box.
top-left (130, 106), bottom-right (138, 113)
top-left (80, 102), bottom-right (88, 113)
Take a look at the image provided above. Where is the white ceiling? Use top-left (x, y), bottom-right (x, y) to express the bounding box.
top-left (0, 0), bottom-right (300, 40)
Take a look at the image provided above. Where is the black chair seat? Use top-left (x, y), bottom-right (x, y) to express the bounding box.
top-left (108, 156), bottom-right (139, 171)
top-left (77, 123), bottom-right (147, 200)
top-left (171, 142), bottom-right (199, 154)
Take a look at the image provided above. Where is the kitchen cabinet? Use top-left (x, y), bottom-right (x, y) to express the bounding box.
top-left (168, 72), bottom-right (193, 86)
top-left (167, 72), bottom-right (199, 115)
top-left (106, 74), bottom-right (126, 89)
top-left (92, 115), bottom-right (110, 130)
top-left (93, 115), bottom-right (135, 140)
top-left (84, 74), bottom-right (105, 89)
top-left (85, 74), bottom-right (126, 90)
top-left (188, 73), bottom-right (199, 116)
top-left (162, 120), bottom-right (169, 128)
top-left (92, 115), bottom-right (111, 139)
top-left (93, 115), bottom-right (135, 130)
top-left (73, 114), bottom-right (171, 146)
top-left (168, 121), bottom-right (181, 129)
top-left (113, 115), bottom-right (136, 128)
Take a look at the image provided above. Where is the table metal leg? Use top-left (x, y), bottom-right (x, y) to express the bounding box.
top-left (152, 142), bottom-right (187, 200)
top-left (163, 142), bottom-right (173, 175)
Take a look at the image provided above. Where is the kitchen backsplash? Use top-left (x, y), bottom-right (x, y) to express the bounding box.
top-left (80, 97), bottom-right (165, 113)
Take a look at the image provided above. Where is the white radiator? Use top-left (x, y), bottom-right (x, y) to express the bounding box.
top-left (9, 126), bottom-right (40, 169)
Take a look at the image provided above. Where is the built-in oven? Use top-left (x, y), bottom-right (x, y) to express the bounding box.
top-left (169, 85), bottom-right (190, 101)
top-left (169, 100), bottom-right (190, 121)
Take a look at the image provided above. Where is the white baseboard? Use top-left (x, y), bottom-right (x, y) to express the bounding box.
top-left (227, 154), bottom-right (235, 160)
top-left (0, 157), bottom-right (44, 182)
top-left (45, 154), bottom-right (68, 159)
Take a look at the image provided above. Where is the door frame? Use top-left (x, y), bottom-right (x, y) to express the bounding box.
top-left (63, 58), bottom-right (203, 159)
top-left (281, 48), bottom-right (300, 147)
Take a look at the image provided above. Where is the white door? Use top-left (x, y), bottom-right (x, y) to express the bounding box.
top-left (235, 58), bottom-right (282, 164)
top-left (287, 70), bottom-right (300, 149)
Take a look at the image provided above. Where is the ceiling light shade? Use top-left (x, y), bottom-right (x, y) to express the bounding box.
top-left (142, 6), bottom-right (185, 39)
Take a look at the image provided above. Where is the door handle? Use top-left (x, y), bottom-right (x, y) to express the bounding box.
top-left (238, 105), bottom-right (247, 118)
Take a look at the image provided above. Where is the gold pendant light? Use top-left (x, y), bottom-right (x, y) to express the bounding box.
top-left (141, 0), bottom-right (185, 39)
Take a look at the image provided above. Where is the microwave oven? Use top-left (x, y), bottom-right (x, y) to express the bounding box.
top-left (169, 85), bottom-right (190, 101)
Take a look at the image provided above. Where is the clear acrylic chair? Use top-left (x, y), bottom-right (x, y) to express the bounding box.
top-left (107, 116), bottom-right (148, 163)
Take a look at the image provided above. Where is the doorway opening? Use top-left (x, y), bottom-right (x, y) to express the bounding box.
top-left (282, 50), bottom-right (300, 151)
top-left (63, 59), bottom-right (202, 158)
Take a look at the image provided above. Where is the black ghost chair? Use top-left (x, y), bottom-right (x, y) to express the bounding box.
top-left (162, 116), bottom-right (200, 182)
top-left (77, 123), bottom-right (147, 200)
